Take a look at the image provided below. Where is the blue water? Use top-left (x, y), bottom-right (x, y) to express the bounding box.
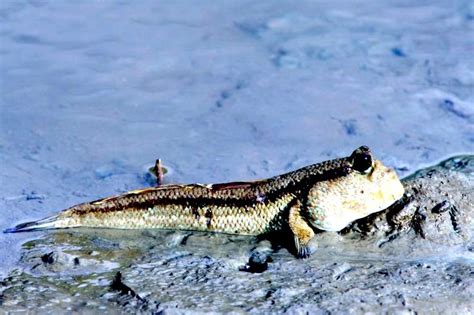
top-left (0, 0), bottom-right (473, 276)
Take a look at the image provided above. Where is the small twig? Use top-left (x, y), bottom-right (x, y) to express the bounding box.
top-left (155, 159), bottom-right (164, 187)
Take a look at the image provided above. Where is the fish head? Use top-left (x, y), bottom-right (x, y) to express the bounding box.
top-left (306, 146), bottom-right (405, 231)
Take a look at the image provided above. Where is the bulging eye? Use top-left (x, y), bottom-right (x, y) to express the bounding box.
top-left (350, 146), bottom-right (373, 173)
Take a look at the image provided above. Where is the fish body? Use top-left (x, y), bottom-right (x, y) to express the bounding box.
top-left (5, 146), bottom-right (405, 257)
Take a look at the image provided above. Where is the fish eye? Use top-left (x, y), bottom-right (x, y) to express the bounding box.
top-left (350, 146), bottom-right (373, 173)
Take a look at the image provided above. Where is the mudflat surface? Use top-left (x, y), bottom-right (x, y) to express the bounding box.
top-left (0, 156), bottom-right (472, 313)
top-left (0, 0), bottom-right (473, 313)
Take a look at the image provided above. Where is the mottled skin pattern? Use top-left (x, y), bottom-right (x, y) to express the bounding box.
top-left (6, 146), bottom-right (405, 258)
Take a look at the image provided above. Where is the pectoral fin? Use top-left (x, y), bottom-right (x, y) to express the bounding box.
top-left (288, 200), bottom-right (315, 258)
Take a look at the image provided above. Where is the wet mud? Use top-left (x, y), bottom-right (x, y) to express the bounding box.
top-left (0, 156), bottom-right (472, 313)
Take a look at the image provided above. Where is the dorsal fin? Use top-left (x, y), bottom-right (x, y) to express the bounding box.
top-left (210, 180), bottom-right (263, 191)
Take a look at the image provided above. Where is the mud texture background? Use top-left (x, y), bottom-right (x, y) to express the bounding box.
top-left (0, 0), bottom-right (473, 313)
top-left (0, 156), bottom-right (472, 313)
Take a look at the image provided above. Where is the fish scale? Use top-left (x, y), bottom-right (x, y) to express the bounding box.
top-left (4, 146), bottom-right (405, 258)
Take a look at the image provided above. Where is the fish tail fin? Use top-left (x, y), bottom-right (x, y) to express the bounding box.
top-left (3, 215), bottom-right (61, 233)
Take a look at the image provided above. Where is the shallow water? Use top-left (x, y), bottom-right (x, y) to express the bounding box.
top-left (0, 0), bottom-right (473, 312)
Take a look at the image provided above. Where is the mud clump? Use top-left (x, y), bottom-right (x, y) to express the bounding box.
top-left (109, 272), bottom-right (161, 313)
top-left (239, 251), bottom-right (272, 273)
